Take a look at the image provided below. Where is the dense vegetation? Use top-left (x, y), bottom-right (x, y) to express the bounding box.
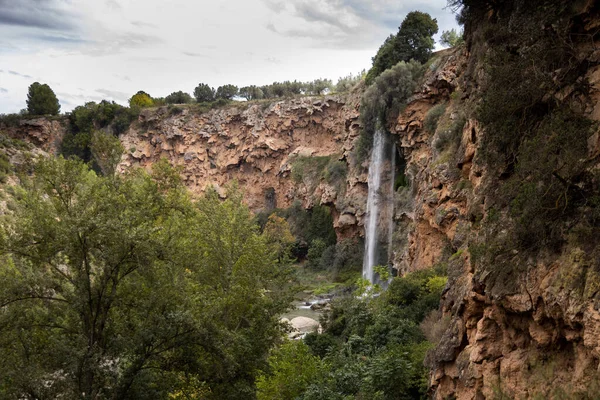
top-left (257, 266), bottom-right (448, 400)
top-left (61, 100), bottom-right (140, 165)
top-left (365, 11), bottom-right (438, 85)
top-left (0, 154), bottom-right (294, 399)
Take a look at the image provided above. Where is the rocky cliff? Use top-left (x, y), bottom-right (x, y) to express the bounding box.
top-left (5, 4), bottom-right (600, 394)
top-left (117, 94), bottom-right (368, 239)
top-left (388, 2), bottom-right (600, 398)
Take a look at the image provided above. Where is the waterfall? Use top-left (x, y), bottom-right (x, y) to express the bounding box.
top-left (362, 129), bottom-right (396, 285)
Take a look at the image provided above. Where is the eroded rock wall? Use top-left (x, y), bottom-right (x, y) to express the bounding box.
top-left (118, 94), bottom-right (368, 239)
top-left (388, 4), bottom-right (600, 398)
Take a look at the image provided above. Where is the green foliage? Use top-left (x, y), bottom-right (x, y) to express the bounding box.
top-left (0, 157), bottom-right (293, 399)
top-left (366, 11), bottom-right (438, 84)
top-left (62, 101), bottom-right (139, 163)
top-left (26, 82), bottom-right (60, 115)
top-left (0, 152), bottom-right (10, 183)
top-left (90, 131), bottom-right (124, 176)
top-left (440, 29), bottom-right (464, 47)
top-left (129, 90), bottom-right (154, 108)
top-left (334, 71), bottom-right (365, 93)
top-left (256, 340), bottom-right (323, 400)
top-left (239, 85), bottom-right (265, 101)
top-left (193, 83), bottom-right (215, 102)
top-left (424, 103), bottom-right (447, 133)
top-left (271, 266), bottom-right (448, 399)
top-left (433, 113), bottom-right (466, 154)
top-left (215, 84), bottom-right (239, 100)
top-left (165, 90), bottom-right (193, 104)
top-left (356, 60), bottom-right (424, 165)
top-left (307, 238), bottom-right (328, 270)
top-left (460, 0), bottom-right (600, 292)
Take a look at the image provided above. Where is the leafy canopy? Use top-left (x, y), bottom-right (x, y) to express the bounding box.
top-left (366, 11), bottom-right (438, 84)
top-left (26, 82), bottom-right (60, 115)
top-left (0, 157), bottom-right (293, 399)
top-left (194, 83), bottom-right (215, 102)
top-left (129, 90), bottom-right (154, 108)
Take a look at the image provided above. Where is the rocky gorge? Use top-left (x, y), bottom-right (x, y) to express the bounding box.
top-left (3, 2), bottom-right (600, 397)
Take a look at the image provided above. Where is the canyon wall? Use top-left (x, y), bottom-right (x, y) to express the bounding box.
top-left (389, 3), bottom-right (600, 398)
top-left (5, 4), bottom-right (600, 394)
top-left (118, 94), bottom-right (369, 239)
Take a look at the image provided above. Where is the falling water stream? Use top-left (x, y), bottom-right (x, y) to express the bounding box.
top-left (362, 129), bottom-right (396, 285)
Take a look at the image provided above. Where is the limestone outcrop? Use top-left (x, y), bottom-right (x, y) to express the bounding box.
top-left (118, 94), bottom-right (368, 238)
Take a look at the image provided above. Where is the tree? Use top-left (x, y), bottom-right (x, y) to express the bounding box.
top-left (256, 341), bottom-right (323, 400)
top-left (90, 131), bottom-right (124, 176)
top-left (366, 11), bottom-right (438, 84)
top-left (262, 214), bottom-right (295, 262)
top-left (26, 82), bottom-right (60, 115)
top-left (0, 157), bottom-right (293, 399)
top-left (440, 29), bottom-right (464, 47)
top-left (129, 90), bottom-right (154, 108)
top-left (215, 84), bottom-right (239, 100)
top-left (239, 86), bottom-right (264, 101)
top-left (165, 91), bottom-right (193, 104)
top-left (193, 83), bottom-right (215, 102)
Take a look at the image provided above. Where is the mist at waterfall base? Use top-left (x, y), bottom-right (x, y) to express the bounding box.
top-left (362, 129), bottom-right (397, 287)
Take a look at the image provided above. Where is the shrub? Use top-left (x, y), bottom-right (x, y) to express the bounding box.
top-left (323, 159), bottom-right (347, 185)
top-left (356, 60), bottom-right (424, 165)
top-left (165, 91), bottom-right (193, 104)
top-left (129, 91), bottom-right (154, 108)
top-left (256, 341), bottom-right (324, 400)
top-left (424, 103), bottom-right (446, 133)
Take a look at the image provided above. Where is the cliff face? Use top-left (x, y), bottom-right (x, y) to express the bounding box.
top-left (118, 94), bottom-right (368, 239)
top-left (389, 3), bottom-right (600, 398)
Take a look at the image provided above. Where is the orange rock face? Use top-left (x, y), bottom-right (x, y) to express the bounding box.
top-left (118, 94), bottom-right (369, 240)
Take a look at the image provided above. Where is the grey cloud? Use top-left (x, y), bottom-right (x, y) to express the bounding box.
top-left (131, 20), bottom-right (158, 29)
top-left (81, 32), bottom-right (162, 56)
top-left (0, 0), bottom-right (77, 31)
top-left (105, 0), bottom-right (121, 10)
top-left (264, 0), bottom-right (457, 49)
top-left (182, 51), bottom-right (207, 58)
top-left (26, 32), bottom-right (87, 44)
top-left (0, 88), bottom-right (7, 93)
top-left (8, 70), bottom-right (33, 79)
top-left (293, 2), bottom-right (356, 32)
top-left (265, 57), bottom-right (282, 64)
top-left (264, 0), bottom-right (287, 13)
top-left (96, 89), bottom-right (130, 102)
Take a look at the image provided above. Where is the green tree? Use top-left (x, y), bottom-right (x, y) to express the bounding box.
top-left (262, 214), bottom-right (295, 262)
top-left (440, 29), bottom-right (464, 47)
top-left (194, 83), bottom-right (215, 102)
top-left (165, 91), bottom-right (193, 104)
top-left (215, 84), bottom-right (239, 100)
top-left (366, 11), bottom-right (438, 84)
top-left (90, 131), bottom-right (124, 176)
top-left (0, 157), bottom-right (293, 399)
top-left (129, 90), bottom-right (154, 108)
top-left (239, 85), bottom-right (264, 101)
top-left (256, 341), bottom-right (323, 400)
top-left (26, 82), bottom-right (60, 115)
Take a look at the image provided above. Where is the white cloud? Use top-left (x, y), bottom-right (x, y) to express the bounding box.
top-left (0, 0), bottom-right (459, 113)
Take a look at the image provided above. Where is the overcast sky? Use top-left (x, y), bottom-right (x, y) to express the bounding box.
top-left (0, 0), bottom-right (459, 113)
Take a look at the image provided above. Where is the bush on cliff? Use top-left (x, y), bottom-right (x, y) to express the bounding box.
top-left (366, 11), bottom-right (438, 85)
